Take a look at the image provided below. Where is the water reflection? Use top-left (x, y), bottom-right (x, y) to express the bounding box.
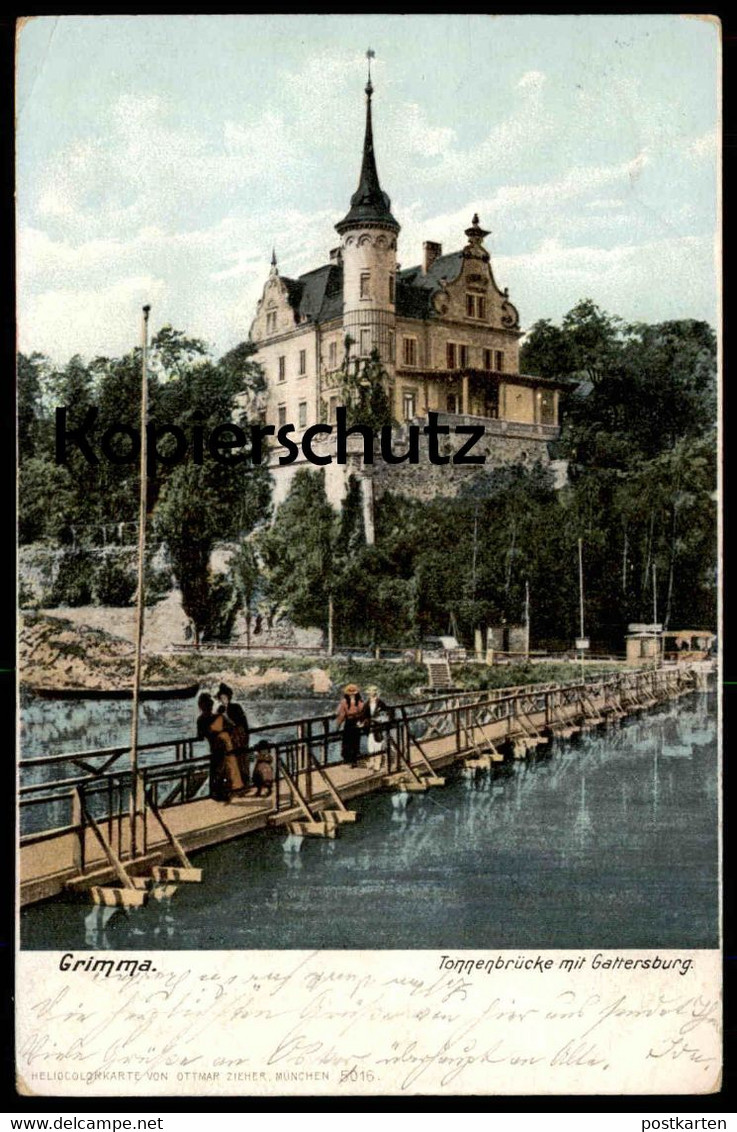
top-left (21, 694), bottom-right (337, 761)
top-left (21, 691), bottom-right (717, 951)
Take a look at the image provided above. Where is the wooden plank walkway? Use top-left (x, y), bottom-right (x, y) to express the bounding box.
top-left (20, 668), bottom-right (702, 906)
top-left (21, 756), bottom-right (425, 904)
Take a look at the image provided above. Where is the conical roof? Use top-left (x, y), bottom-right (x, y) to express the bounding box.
top-left (335, 78), bottom-right (399, 234)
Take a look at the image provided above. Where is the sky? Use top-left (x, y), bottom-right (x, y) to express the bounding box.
top-left (16, 14), bottom-right (719, 364)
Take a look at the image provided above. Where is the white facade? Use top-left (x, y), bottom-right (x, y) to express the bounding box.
top-left (247, 74), bottom-right (566, 510)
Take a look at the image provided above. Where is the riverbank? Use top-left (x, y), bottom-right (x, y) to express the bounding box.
top-left (20, 611), bottom-right (627, 701)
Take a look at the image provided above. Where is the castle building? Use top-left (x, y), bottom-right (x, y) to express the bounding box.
top-left (249, 64), bottom-right (568, 508)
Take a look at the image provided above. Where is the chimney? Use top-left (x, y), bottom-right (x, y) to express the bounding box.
top-left (329, 247), bottom-right (343, 265)
top-left (423, 241), bottom-right (442, 273)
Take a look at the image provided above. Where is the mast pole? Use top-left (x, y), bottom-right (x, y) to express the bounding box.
top-left (578, 537), bottom-right (585, 684)
top-left (653, 562), bottom-right (662, 668)
top-left (130, 304), bottom-right (150, 859)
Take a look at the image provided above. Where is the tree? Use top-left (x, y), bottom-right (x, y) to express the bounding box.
top-left (561, 299), bottom-right (623, 386)
top-left (17, 327), bottom-right (272, 617)
top-left (154, 462), bottom-right (266, 646)
top-left (520, 320), bottom-right (576, 380)
top-left (18, 352), bottom-right (49, 459)
top-left (335, 545), bottom-right (416, 649)
top-left (18, 456), bottom-right (79, 545)
top-left (155, 335), bottom-right (272, 538)
top-left (337, 348), bottom-right (394, 430)
top-left (258, 469), bottom-right (338, 647)
top-left (149, 324), bottom-right (208, 378)
top-left (155, 465), bottom-right (220, 646)
top-left (229, 541), bottom-right (260, 649)
top-left (555, 314), bottom-right (716, 471)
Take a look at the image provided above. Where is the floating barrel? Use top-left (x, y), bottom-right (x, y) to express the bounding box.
top-left (90, 885), bottom-right (149, 908)
top-left (286, 819), bottom-right (337, 839)
top-left (151, 866), bottom-right (202, 883)
top-left (148, 883), bottom-right (179, 902)
top-left (316, 809), bottom-right (358, 825)
top-left (464, 755), bottom-right (491, 771)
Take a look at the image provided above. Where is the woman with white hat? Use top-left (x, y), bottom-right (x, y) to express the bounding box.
top-left (361, 685), bottom-right (394, 771)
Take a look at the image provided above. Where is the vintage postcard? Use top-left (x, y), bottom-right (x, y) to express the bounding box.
top-left (15, 14), bottom-right (721, 1098)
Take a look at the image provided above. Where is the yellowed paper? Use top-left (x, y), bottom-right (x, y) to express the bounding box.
top-left (16, 13), bottom-right (721, 1100)
top-left (16, 950), bottom-right (721, 1097)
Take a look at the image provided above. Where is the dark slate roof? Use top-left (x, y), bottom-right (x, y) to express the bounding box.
top-left (336, 85), bottom-right (399, 234)
top-left (281, 264), bottom-right (344, 325)
top-left (396, 252), bottom-right (464, 319)
top-left (279, 250), bottom-right (473, 325)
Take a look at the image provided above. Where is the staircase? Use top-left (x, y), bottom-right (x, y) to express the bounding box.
top-left (426, 658), bottom-right (452, 689)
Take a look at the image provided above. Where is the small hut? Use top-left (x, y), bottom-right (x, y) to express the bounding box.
top-left (662, 630), bottom-right (716, 663)
top-left (625, 623), bottom-right (662, 664)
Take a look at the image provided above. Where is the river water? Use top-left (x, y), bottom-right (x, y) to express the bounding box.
top-left (19, 693), bottom-right (336, 759)
top-left (20, 690), bottom-right (718, 951)
top-left (19, 694), bottom-right (337, 836)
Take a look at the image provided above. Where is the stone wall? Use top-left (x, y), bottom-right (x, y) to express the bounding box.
top-left (267, 413), bottom-right (558, 507)
top-left (370, 414), bottom-right (556, 503)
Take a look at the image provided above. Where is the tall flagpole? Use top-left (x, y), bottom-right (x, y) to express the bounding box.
top-left (130, 304), bottom-right (150, 859)
top-left (653, 562), bottom-right (662, 668)
top-left (578, 537), bottom-right (585, 684)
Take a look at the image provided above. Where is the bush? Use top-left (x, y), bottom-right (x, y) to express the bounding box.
top-left (144, 563), bottom-right (173, 607)
top-left (93, 558), bottom-right (137, 606)
top-left (450, 660), bottom-right (622, 691)
top-left (327, 660), bottom-right (426, 698)
top-left (201, 572), bottom-right (241, 643)
top-left (48, 550), bottom-right (95, 607)
top-left (18, 579), bottom-right (39, 610)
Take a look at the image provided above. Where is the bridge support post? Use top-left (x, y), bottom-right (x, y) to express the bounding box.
top-left (71, 788), bottom-right (84, 873)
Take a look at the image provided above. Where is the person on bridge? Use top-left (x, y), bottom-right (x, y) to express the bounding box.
top-left (337, 683), bottom-right (364, 766)
top-left (250, 740), bottom-right (275, 797)
top-left (216, 682), bottom-right (250, 790)
top-left (361, 685), bottom-right (393, 771)
top-left (196, 692), bottom-right (230, 801)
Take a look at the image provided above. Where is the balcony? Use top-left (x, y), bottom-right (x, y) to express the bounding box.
top-left (402, 410), bottom-right (560, 442)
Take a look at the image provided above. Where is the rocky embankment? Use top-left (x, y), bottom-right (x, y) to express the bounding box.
top-left (19, 612), bottom-right (137, 692)
top-left (18, 612), bottom-right (335, 698)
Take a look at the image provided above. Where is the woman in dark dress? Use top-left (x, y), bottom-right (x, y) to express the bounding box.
top-left (216, 682), bottom-right (250, 789)
top-left (196, 692), bottom-right (230, 801)
top-left (336, 683), bottom-right (364, 766)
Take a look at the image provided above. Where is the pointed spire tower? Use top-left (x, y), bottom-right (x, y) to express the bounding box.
top-left (336, 51), bottom-right (399, 374)
top-left (336, 51), bottom-right (399, 236)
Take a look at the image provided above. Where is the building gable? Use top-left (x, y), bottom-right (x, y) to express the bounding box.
top-left (398, 247), bottom-right (519, 333)
top-left (250, 273), bottom-right (300, 341)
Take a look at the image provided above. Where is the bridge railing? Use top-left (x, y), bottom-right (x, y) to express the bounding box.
top-left (20, 668), bottom-right (698, 845)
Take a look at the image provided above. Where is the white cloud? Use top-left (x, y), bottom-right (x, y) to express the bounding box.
top-left (517, 70), bottom-right (546, 89)
top-left (684, 126), bottom-right (719, 162)
top-left (391, 67), bottom-right (554, 188)
top-left (496, 233), bottom-right (717, 326)
top-left (395, 102), bottom-right (456, 158)
top-left (20, 275), bottom-right (169, 361)
top-left (584, 198), bottom-right (626, 210)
